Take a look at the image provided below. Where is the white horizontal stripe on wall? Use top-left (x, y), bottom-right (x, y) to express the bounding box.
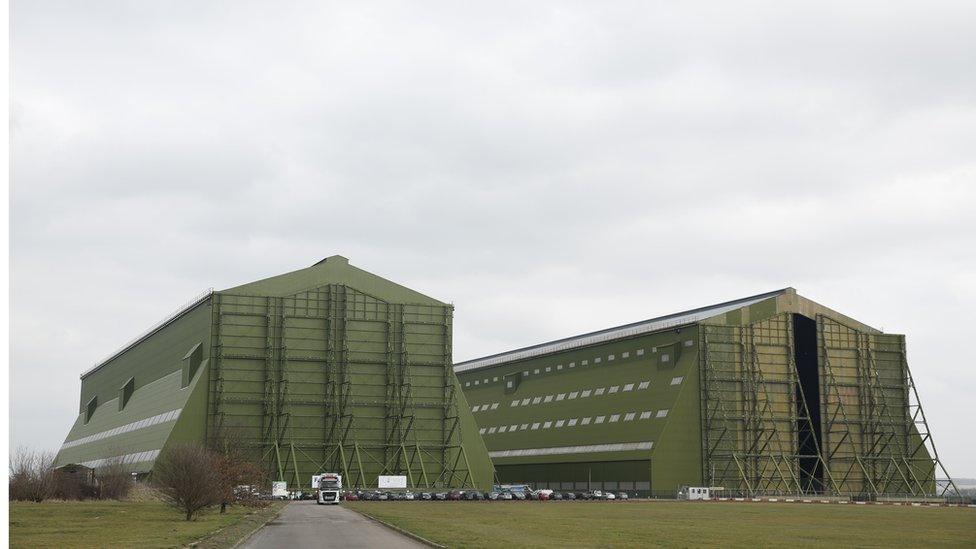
top-left (60, 409), bottom-right (182, 450)
top-left (488, 441), bottom-right (653, 459)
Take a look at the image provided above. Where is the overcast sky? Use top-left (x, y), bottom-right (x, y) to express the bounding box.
top-left (11, 1), bottom-right (976, 477)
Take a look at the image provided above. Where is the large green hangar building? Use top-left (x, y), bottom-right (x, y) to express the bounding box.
top-left (55, 256), bottom-right (493, 491)
top-left (456, 288), bottom-right (953, 497)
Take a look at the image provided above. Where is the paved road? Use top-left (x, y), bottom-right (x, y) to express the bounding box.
top-left (240, 501), bottom-right (428, 549)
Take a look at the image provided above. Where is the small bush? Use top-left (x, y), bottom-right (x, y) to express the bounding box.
top-left (9, 448), bottom-right (56, 502)
top-left (97, 456), bottom-right (133, 500)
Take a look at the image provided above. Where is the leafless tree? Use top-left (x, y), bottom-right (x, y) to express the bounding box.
top-left (9, 447), bottom-right (56, 502)
top-left (152, 444), bottom-right (220, 520)
top-left (97, 455), bottom-right (133, 500)
top-left (209, 424), bottom-right (267, 512)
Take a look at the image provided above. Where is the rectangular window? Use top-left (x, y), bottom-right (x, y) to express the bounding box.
top-left (493, 377), bottom-right (499, 382)
top-left (520, 424), bottom-right (529, 430)
top-left (656, 409), bottom-right (669, 418)
top-left (581, 390), bottom-right (592, 398)
top-left (569, 362), bottom-right (576, 368)
top-left (479, 428), bottom-right (486, 434)
top-left (543, 421), bottom-right (553, 429)
top-left (544, 395), bottom-right (554, 403)
top-left (582, 360), bottom-right (588, 366)
top-left (523, 371), bottom-right (529, 377)
top-left (568, 391), bottom-right (579, 399)
top-left (545, 367), bottom-right (551, 372)
top-left (532, 397), bottom-right (542, 405)
top-left (622, 352), bottom-right (630, 359)
top-left (499, 426), bottom-right (507, 433)
top-left (595, 415), bottom-right (606, 424)
top-left (670, 376), bottom-right (683, 386)
top-left (474, 380), bottom-right (479, 385)
top-left (511, 400), bottom-right (520, 407)
top-left (624, 412), bottom-right (636, 421)
top-left (609, 414), bottom-right (621, 423)
top-left (534, 369), bottom-right (540, 374)
top-left (608, 386), bottom-right (620, 394)
top-left (638, 381), bottom-right (650, 390)
top-left (472, 406), bottom-right (479, 412)
top-left (531, 423), bottom-right (541, 430)
top-left (622, 383), bottom-right (634, 392)
top-left (556, 393), bottom-right (566, 401)
top-left (608, 354), bottom-right (615, 361)
top-left (661, 353), bottom-right (670, 363)
top-left (595, 387), bottom-right (606, 395)
top-left (594, 357), bottom-right (602, 363)
top-left (465, 382), bottom-right (470, 387)
top-left (489, 427), bottom-right (497, 434)
top-left (510, 424), bottom-right (518, 431)
top-left (555, 420), bottom-right (566, 428)
top-left (568, 418), bottom-right (578, 426)
top-left (639, 411), bottom-right (653, 420)
top-left (483, 378), bottom-right (489, 384)
top-left (557, 365), bottom-right (563, 370)
top-left (521, 398), bottom-right (531, 406)
top-left (490, 403), bottom-right (499, 410)
top-left (506, 380), bottom-right (514, 388)
top-left (637, 349), bottom-right (645, 356)
top-left (581, 417), bottom-right (592, 425)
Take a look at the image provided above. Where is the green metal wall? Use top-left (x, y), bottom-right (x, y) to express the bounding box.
top-left (458, 326), bottom-right (702, 493)
top-left (208, 284), bottom-right (491, 490)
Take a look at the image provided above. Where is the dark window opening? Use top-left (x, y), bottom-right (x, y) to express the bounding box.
top-left (793, 314), bottom-right (824, 493)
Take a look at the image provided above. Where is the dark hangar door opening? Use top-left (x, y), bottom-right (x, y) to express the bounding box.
top-left (793, 314), bottom-right (824, 493)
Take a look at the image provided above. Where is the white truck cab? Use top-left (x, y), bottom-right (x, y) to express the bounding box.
top-left (314, 473), bottom-right (342, 505)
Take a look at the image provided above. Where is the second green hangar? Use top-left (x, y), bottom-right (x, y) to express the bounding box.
top-left (457, 287), bottom-right (949, 497)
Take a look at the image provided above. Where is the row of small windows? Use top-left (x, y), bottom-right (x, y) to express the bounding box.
top-left (61, 409), bottom-right (182, 450)
top-left (463, 344), bottom-right (679, 388)
top-left (487, 441), bottom-right (653, 458)
top-left (476, 408), bottom-right (669, 435)
top-left (470, 376), bottom-right (683, 413)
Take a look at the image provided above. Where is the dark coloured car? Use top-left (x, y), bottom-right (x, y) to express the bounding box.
top-left (447, 490), bottom-right (464, 501)
top-left (564, 492), bottom-right (576, 500)
top-left (463, 491), bottom-right (481, 500)
top-left (343, 492), bottom-right (360, 501)
top-left (575, 492), bottom-right (590, 500)
top-left (617, 492), bottom-right (629, 500)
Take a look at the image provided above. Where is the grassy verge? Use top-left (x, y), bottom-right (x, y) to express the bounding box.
top-left (9, 500), bottom-right (286, 549)
top-left (345, 501), bottom-right (976, 548)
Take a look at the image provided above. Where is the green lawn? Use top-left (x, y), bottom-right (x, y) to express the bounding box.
top-left (345, 501), bottom-right (976, 548)
top-left (8, 500), bottom-right (284, 549)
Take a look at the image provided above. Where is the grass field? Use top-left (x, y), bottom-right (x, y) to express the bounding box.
top-left (8, 500), bottom-right (285, 549)
top-left (345, 501), bottom-right (976, 548)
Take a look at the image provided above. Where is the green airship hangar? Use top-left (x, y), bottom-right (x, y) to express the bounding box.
top-left (55, 256), bottom-right (955, 498)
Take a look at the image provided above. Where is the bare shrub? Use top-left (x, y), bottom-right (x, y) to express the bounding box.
top-left (9, 448), bottom-right (56, 502)
top-left (97, 455), bottom-right (133, 500)
top-left (209, 426), bottom-right (267, 512)
top-left (152, 444), bottom-right (220, 520)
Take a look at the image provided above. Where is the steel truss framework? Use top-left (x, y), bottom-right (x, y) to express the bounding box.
top-left (206, 285), bottom-right (477, 489)
top-left (700, 313), bottom-right (957, 497)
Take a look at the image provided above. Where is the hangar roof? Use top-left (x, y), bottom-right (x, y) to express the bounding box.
top-left (454, 287), bottom-right (880, 373)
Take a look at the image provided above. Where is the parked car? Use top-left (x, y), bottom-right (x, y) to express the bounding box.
top-left (551, 491), bottom-right (563, 500)
top-left (463, 490), bottom-right (481, 500)
top-left (343, 492), bottom-right (360, 501)
top-left (512, 491), bottom-right (527, 501)
top-left (499, 491), bottom-right (514, 501)
top-left (488, 491), bottom-right (501, 500)
top-left (420, 492), bottom-right (433, 501)
top-left (447, 490), bottom-right (463, 500)
top-left (564, 492), bottom-right (576, 500)
top-left (434, 492), bottom-right (448, 500)
top-left (404, 491), bottom-right (416, 501)
top-left (617, 492), bottom-right (629, 500)
top-left (604, 492), bottom-right (616, 500)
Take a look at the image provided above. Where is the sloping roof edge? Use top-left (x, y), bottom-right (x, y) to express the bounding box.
top-left (454, 288), bottom-right (792, 373)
